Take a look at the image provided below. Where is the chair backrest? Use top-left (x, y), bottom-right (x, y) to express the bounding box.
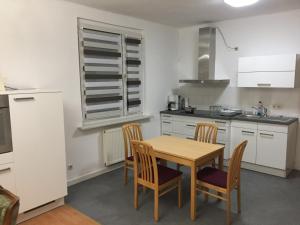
top-left (227, 140), bottom-right (248, 190)
top-left (131, 140), bottom-right (158, 186)
top-left (122, 123), bottom-right (143, 159)
top-left (0, 186), bottom-right (19, 225)
top-left (194, 123), bottom-right (218, 144)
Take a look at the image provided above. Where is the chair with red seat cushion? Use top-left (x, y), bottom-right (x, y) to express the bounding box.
top-left (177, 123), bottom-right (218, 171)
top-left (197, 140), bottom-right (247, 225)
top-left (197, 167), bottom-right (227, 188)
top-left (122, 123), bottom-right (143, 185)
top-left (132, 140), bottom-right (182, 222)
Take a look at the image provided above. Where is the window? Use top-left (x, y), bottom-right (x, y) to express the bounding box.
top-left (77, 18), bottom-right (144, 121)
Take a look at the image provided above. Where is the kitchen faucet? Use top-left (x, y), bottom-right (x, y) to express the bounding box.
top-left (252, 101), bottom-right (268, 117)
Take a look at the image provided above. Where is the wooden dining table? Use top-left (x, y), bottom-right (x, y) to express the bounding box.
top-left (144, 135), bottom-right (224, 221)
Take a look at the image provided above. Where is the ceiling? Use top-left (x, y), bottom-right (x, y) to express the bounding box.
top-left (65, 0), bottom-right (300, 27)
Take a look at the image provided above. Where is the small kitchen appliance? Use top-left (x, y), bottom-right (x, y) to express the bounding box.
top-left (167, 95), bottom-right (178, 111)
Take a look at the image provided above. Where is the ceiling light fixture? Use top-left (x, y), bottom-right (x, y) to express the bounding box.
top-left (224, 0), bottom-right (259, 7)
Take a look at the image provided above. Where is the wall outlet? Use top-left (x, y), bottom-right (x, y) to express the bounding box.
top-left (272, 104), bottom-right (281, 109)
top-left (67, 164), bottom-right (73, 170)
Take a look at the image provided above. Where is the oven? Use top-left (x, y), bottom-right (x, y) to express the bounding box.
top-left (0, 95), bottom-right (12, 154)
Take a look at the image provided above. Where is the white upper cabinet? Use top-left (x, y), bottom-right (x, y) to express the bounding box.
top-left (238, 54), bottom-right (300, 88)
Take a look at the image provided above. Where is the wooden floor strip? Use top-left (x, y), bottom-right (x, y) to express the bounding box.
top-left (19, 205), bottom-right (101, 225)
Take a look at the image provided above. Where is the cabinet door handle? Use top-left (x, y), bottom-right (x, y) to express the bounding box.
top-left (163, 133), bottom-right (171, 136)
top-left (257, 83), bottom-right (271, 87)
top-left (218, 128), bottom-right (226, 132)
top-left (162, 121), bottom-right (171, 124)
top-left (242, 130), bottom-right (255, 135)
top-left (14, 97), bottom-right (35, 101)
top-left (260, 133), bottom-right (274, 137)
top-left (215, 120), bottom-right (226, 124)
top-left (186, 124), bottom-right (196, 127)
top-left (0, 167), bottom-right (11, 173)
top-left (162, 115), bottom-right (171, 118)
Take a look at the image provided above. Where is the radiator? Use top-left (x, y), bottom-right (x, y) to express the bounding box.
top-left (103, 127), bottom-right (125, 166)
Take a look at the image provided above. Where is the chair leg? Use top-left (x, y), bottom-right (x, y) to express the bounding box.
top-left (211, 159), bottom-right (216, 168)
top-left (217, 192), bottom-right (222, 201)
top-left (176, 163), bottom-right (181, 171)
top-left (134, 181), bottom-right (138, 209)
top-left (237, 185), bottom-right (241, 214)
top-left (204, 187), bottom-right (209, 203)
top-left (124, 165), bottom-right (128, 185)
top-left (154, 189), bottom-right (159, 222)
top-left (178, 178), bottom-right (182, 208)
top-left (226, 193), bottom-right (232, 225)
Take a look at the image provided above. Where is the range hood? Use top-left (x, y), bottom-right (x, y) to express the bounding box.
top-left (179, 27), bottom-right (230, 86)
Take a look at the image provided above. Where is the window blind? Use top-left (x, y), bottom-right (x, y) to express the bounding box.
top-left (125, 37), bottom-right (142, 114)
top-left (78, 19), bottom-right (144, 121)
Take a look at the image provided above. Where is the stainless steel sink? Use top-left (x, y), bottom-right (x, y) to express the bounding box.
top-left (264, 116), bottom-right (293, 122)
top-left (243, 114), bottom-right (261, 119)
top-left (239, 114), bottom-right (294, 123)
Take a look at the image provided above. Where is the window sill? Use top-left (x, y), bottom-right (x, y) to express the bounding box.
top-left (79, 114), bottom-right (153, 130)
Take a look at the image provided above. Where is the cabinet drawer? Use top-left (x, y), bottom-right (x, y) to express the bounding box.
top-left (173, 121), bottom-right (197, 137)
top-left (173, 121), bottom-right (186, 134)
top-left (258, 123), bottom-right (288, 134)
top-left (183, 123), bottom-right (197, 137)
top-left (217, 128), bottom-right (227, 143)
top-left (231, 121), bottom-right (257, 130)
top-left (161, 114), bottom-right (173, 121)
top-left (0, 163), bottom-right (16, 193)
top-left (214, 120), bottom-right (229, 127)
top-left (161, 120), bottom-right (172, 133)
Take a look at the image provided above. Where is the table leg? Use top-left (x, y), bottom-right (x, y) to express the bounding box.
top-left (218, 148), bottom-right (224, 170)
top-left (216, 149), bottom-right (224, 201)
top-left (190, 163), bottom-right (197, 220)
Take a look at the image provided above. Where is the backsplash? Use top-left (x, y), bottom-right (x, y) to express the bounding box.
top-left (174, 86), bottom-right (300, 118)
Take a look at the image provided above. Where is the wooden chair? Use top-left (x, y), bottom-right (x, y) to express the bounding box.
top-left (196, 140), bottom-right (248, 225)
top-left (194, 122), bottom-right (218, 143)
top-left (177, 122), bottom-right (218, 170)
top-left (131, 140), bottom-right (182, 222)
top-left (0, 186), bottom-right (20, 225)
top-left (122, 123), bottom-right (143, 185)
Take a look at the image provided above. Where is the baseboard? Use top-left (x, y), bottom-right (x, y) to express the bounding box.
top-left (17, 198), bottom-right (64, 223)
top-left (67, 162), bottom-right (123, 186)
top-left (223, 160), bottom-right (294, 178)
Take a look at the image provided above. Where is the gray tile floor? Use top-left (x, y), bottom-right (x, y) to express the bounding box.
top-left (66, 165), bottom-right (300, 225)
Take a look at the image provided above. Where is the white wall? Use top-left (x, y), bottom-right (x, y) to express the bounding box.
top-left (0, 0), bottom-right (178, 183)
top-left (176, 9), bottom-right (300, 170)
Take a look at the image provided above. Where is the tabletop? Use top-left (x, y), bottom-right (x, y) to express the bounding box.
top-left (145, 135), bottom-right (224, 161)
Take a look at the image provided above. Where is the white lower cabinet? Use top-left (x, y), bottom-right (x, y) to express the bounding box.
top-left (8, 91), bottom-right (67, 213)
top-left (161, 114), bottom-right (298, 176)
top-left (161, 114), bottom-right (231, 159)
top-left (256, 131), bottom-right (287, 170)
top-left (230, 127), bottom-right (257, 164)
top-left (230, 120), bottom-right (297, 175)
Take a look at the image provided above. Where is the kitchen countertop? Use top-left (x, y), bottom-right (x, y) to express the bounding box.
top-left (161, 110), bottom-right (234, 120)
top-left (160, 110), bottom-right (298, 125)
